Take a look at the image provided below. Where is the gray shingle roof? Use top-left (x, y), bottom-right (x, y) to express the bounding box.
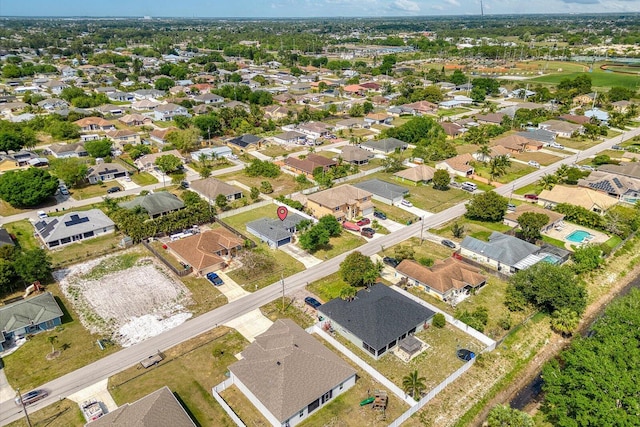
top-left (361, 138), bottom-right (407, 153)
top-left (0, 292), bottom-right (63, 336)
top-left (246, 213), bottom-right (306, 244)
top-left (318, 283), bottom-right (435, 351)
top-left (516, 129), bottom-right (557, 144)
top-left (34, 209), bottom-right (115, 245)
top-left (353, 179), bottom-right (409, 201)
top-left (120, 192), bottom-right (185, 217)
top-left (0, 228), bottom-right (14, 247)
top-left (461, 232), bottom-right (539, 266)
top-left (229, 319), bottom-right (356, 423)
top-left (89, 386), bottom-right (196, 427)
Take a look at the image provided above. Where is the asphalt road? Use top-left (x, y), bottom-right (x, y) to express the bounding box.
top-left (1, 127), bottom-right (638, 425)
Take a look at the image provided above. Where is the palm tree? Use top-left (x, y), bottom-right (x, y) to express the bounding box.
top-left (48, 335), bottom-right (58, 355)
top-left (198, 153), bottom-right (209, 167)
top-left (489, 155), bottom-right (511, 181)
top-left (538, 174), bottom-right (558, 190)
top-left (550, 308), bottom-right (580, 337)
top-left (339, 287), bottom-right (357, 301)
top-left (200, 165), bottom-right (212, 179)
top-left (402, 370), bottom-right (426, 400)
top-left (476, 144), bottom-right (491, 163)
top-left (555, 164), bottom-right (569, 182)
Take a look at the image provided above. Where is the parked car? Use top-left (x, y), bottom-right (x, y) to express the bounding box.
top-left (59, 185), bottom-right (70, 196)
top-left (400, 199), bottom-right (413, 207)
top-left (461, 182), bottom-right (477, 192)
top-left (356, 218), bottom-right (371, 227)
top-left (383, 257), bottom-right (399, 268)
top-left (37, 210), bottom-right (48, 219)
top-left (441, 239), bottom-right (456, 249)
top-left (528, 160), bottom-right (540, 168)
top-left (549, 142), bottom-right (565, 150)
top-left (304, 296), bottom-right (322, 309)
top-left (180, 181), bottom-right (189, 189)
top-left (373, 211), bottom-right (387, 220)
top-left (342, 221), bottom-right (361, 232)
top-left (524, 194), bottom-right (539, 201)
top-left (107, 186), bottom-right (121, 194)
top-left (361, 227), bottom-right (375, 238)
top-left (612, 145), bottom-right (623, 150)
top-left (507, 203), bottom-right (516, 211)
top-left (206, 272), bottom-right (224, 286)
top-left (15, 389), bottom-right (48, 406)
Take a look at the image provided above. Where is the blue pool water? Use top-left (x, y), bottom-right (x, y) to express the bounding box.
top-left (566, 230), bottom-right (592, 243)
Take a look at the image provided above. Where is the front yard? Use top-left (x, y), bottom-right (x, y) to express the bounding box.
top-left (215, 169), bottom-right (300, 197)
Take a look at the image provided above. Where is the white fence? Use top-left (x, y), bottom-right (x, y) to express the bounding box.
top-left (387, 358), bottom-right (476, 427)
top-left (212, 378), bottom-right (246, 427)
top-left (390, 285), bottom-right (497, 350)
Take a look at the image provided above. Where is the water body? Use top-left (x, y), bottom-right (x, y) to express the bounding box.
top-left (509, 271), bottom-right (640, 411)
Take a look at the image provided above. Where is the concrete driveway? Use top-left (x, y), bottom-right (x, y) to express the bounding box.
top-left (393, 201), bottom-right (433, 220)
top-left (224, 309), bottom-right (273, 343)
top-left (66, 378), bottom-right (117, 413)
top-left (215, 271), bottom-right (250, 302)
top-left (279, 244), bottom-right (322, 268)
top-left (117, 178), bottom-right (139, 191)
top-left (0, 369), bottom-right (15, 404)
top-left (376, 217), bottom-right (404, 233)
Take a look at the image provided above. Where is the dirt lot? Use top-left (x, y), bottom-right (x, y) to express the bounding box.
top-left (55, 250), bottom-right (193, 347)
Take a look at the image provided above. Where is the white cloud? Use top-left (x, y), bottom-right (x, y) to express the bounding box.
top-left (393, 0), bottom-right (420, 12)
top-left (445, 0), bottom-right (461, 6)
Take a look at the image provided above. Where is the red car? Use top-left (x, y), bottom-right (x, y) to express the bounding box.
top-left (356, 218), bottom-right (371, 227)
top-left (524, 194), bottom-right (539, 201)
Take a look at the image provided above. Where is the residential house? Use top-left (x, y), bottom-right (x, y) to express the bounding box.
top-left (340, 146), bottom-right (373, 165)
top-left (611, 100), bottom-right (632, 114)
top-left (516, 129), bottom-right (557, 146)
top-left (361, 137), bottom-right (407, 154)
top-left (246, 212), bottom-right (308, 248)
top-left (86, 163), bottom-right (129, 184)
top-left (118, 113), bottom-right (152, 127)
top-left (439, 96), bottom-right (473, 109)
top-left (334, 118), bottom-right (368, 131)
top-left (537, 184), bottom-right (618, 214)
top-left (190, 146), bottom-right (233, 162)
top-left (473, 145), bottom-right (512, 163)
top-left (498, 102), bottom-right (547, 118)
top-left (503, 204), bottom-right (565, 233)
top-left (558, 114), bottom-right (591, 125)
top-left (318, 283), bottom-right (435, 360)
top-left (273, 130), bottom-right (306, 145)
top-left (396, 101), bottom-right (437, 116)
top-left (132, 99), bottom-right (161, 111)
top-left (133, 88), bottom-right (165, 100)
top-left (353, 179), bottom-right (409, 205)
top-left (584, 108), bottom-right (609, 124)
top-left (297, 122), bottom-right (332, 140)
top-left (491, 134), bottom-right (543, 153)
top-left (0, 292), bottom-right (63, 351)
top-left (441, 122), bottom-right (464, 139)
top-left (364, 112), bottom-right (393, 126)
top-left (393, 165), bottom-right (437, 185)
top-left (135, 150), bottom-right (184, 171)
top-left (89, 386), bottom-right (196, 427)
top-left (0, 228), bottom-right (14, 248)
top-left (264, 104), bottom-right (291, 120)
top-left (284, 154), bottom-right (337, 177)
top-left (41, 80), bottom-right (67, 95)
top-left (598, 162), bottom-right (640, 180)
top-left (166, 228), bottom-right (243, 275)
top-left (106, 129), bottom-right (141, 148)
top-left (227, 134), bottom-right (263, 150)
top-left (107, 91), bottom-right (135, 103)
top-left (74, 117), bottom-right (116, 132)
top-left (153, 103), bottom-right (190, 122)
top-left (149, 127), bottom-right (177, 145)
top-left (95, 104), bottom-right (125, 116)
top-left (572, 92), bottom-right (597, 106)
top-left (538, 119), bottom-right (583, 138)
top-left (34, 209), bottom-right (116, 249)
top-left (578, 171), bottom-right (640, 204)
top-left (460, 232), bottom-right (543, 275)
top-left (194, 93), bottom-right (224, 105)
top-left (95, 86), bottom-right (117, 95)
top-left (37, 98), bottom-right (68, 112)
top-left (396, 258), bottom-right (486, 302)
top-left (48, 142), bottom-right (88, 158)
top-left (228, 319), bottom-right (356, 427)
top-left (121, 192), bottom-right (185, 218)
top-left (435, 153), bottom-right (474, 177)
top-left (474, 113), bottom-right (505, 125)
top-left (190, 177), bottom-right (244, 202)
top-left (306, 184), bottom-right (374, 221)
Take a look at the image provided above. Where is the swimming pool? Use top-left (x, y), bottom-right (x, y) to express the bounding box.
top-left (566, 230), bottom-right (593, 243)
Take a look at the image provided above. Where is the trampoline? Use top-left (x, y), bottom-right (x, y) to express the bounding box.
top-left (457, 348), bottom-right (475, 361)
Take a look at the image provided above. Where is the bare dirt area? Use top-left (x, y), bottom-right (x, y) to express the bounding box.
top-left (55, 250), bottom-right (193, 347)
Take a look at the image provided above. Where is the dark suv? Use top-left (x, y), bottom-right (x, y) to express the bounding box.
top-left (382, 257), bottom-right (399, 268)
top-left (361, 227), bottom-right (375, 238)
top-left (107, 186), bottom-right (121, 194)
top-left (373, 211), bottom-right (387, 220)
top-left (304, 296), bottom-right (322, 309)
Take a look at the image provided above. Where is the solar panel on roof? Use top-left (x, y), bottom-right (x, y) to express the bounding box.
top-left (64, 214), bottom-right (90, 227)
top-left (613, 178), bottom-right (623, 189)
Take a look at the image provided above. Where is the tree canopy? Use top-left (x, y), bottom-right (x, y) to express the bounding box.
top-left (50, 158), bottom-right (88, 188)
top-left (84, 138), bottom-right (113, 158)
top-left (517, 212), bottom-right (549, 242)
top-left (542, 289), bottom-right (640, 426)
top-left (154, 154), bottom-right (183, 174)
top-left (339, 251), bottom-right (380, 288)
top-left (0, 168), bottom-right (59, 207)
top-left (465, 191), bottom-right (508, 222)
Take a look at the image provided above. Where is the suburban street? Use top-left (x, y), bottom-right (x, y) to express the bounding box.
top-left (1, 127), bottom-right (639, 425)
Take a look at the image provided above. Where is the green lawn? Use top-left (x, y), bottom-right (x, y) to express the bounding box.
top-left (434, 218), bottom-right (512, 241)
top-left (311, 232), bottom-right (367, 260)
top-left (261, 297), bottom-right (317, 328)
top-left (307, 272), bottom-right (354, 302)
top-left (541, 234), bottom-right (568, 249)
top-left (130, 172), bottom-right (158, 186)
top-left (383, 237), bottom-right (452, 264)
top-left (6, 399), bottom-right (85, 427)
top-left (531, 66), bottom-right (639, 89)
top-left (49, 232), bottom-right (125, 268)
top-left (109, 327), bottom-right (248, 427)
top-left (604, 235), bottom-right (623, 249)
top-left (259, 145), bottom-right (303, 159)
top-left (513, 151), bottom-right (562, 166)
top-left (437, 107), bottom-right (471, 117)
top-left (472, 162), bottom-right (537, 185)
top-left (70, 183), bottom-right (112, 200)
top-left (215, 170), bottom-right (299, 197)
top-left (3, 285), bottom-right (121, 391)
top-left (221, 204), bottom-right (278, 233)
top-left (181, 276), bottom-right (229, 317)
top-left (514, 182), bottom-right (543, 196)
top-left (4, 220), bottom-right (40, 250)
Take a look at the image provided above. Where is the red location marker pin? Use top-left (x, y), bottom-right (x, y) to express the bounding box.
top-left (277, 206), bottom-right (288, 221)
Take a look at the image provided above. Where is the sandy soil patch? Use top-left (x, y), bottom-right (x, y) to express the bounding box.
top-left (56, 252), bottom-right (193, 347)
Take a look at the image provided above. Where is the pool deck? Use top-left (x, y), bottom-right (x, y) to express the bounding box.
top-left (544, 222), bottom-right (609, 251)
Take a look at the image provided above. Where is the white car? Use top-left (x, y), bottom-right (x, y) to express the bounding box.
top-left (549, 142), bottom-right (565, 150)
top-left (528, 160), bottom-right (540, 168)
top-left (400, 199), bottom-right (413, 207)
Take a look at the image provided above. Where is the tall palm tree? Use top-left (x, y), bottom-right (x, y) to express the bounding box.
top-left (555, 164), bottom-right (569, 183)
top-left (538, 174), bottom-right (558, 190)
top-left (200, 165), bottom-right (212, 179)
top-left (402, 370), bottom-right (426, 401)
top-left (476, 144), bottom-right (491, 163)
top-left (489, 155), bottom-right (511, 181)
top-left (198, 152), bottom-right (209, 167)
top-left (48, 335), bottom-right (58, 355)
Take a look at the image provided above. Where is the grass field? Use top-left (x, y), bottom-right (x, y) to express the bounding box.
top-left (109, 327), bottom-right (248, 427)
top-left (307, 272), bottom-right (354, 302)
top-left (261, 297), bottom-right (317, 328)
top-left (49, 233), bottom-right (124, 268)
top-left (531, 64), bottom-right (639, 89)
top-left (513, 151), bottom-right (562, 166)
top-left (311, 232), bottom-right (367, 260)
top-left (4, 220), bottom-right (40, 250)
top-left (181, 276), bottom-right (228, 317)
top-left (6, 399), bottom-right (85, 427)
top-left (384, 237), bottom-right (453, 264)
top-left (130, 172), bottom-right (158, 186)
top-left (227, 243), bottom-right (305, 291)
top-left (220, 204), bottom-right (277, 232)
top-left (215, 170), bottom-right (299, 197)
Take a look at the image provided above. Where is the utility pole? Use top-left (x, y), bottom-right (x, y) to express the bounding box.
top-left (280, 272), bottom-right (285, 313)
top-left (16, 389), bottom-right (33, 427)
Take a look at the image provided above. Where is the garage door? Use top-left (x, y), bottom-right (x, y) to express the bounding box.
top-left (277, 237), bottom-right (291, 247)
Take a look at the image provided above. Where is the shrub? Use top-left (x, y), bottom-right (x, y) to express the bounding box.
top-left (432, 313), bottom-right (446, 328)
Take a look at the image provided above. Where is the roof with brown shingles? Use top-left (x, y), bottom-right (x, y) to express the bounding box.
top-left (167, 228), bottom-right (243, 271)
top-left (229, 319), bottom-right (356, 423)
top-left (393, 165), bottom-right (436, 182)
top-left (307, 184), bottom-right (372, 209)
top-left (396, 258), bottom-right (486, 296)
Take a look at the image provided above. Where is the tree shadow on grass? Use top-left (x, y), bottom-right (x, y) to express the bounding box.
top-left (54, 296), bottom-right (74, 324)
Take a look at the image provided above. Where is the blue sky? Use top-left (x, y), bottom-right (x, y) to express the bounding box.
top-left (1, 0), bottom-right (638, 17)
